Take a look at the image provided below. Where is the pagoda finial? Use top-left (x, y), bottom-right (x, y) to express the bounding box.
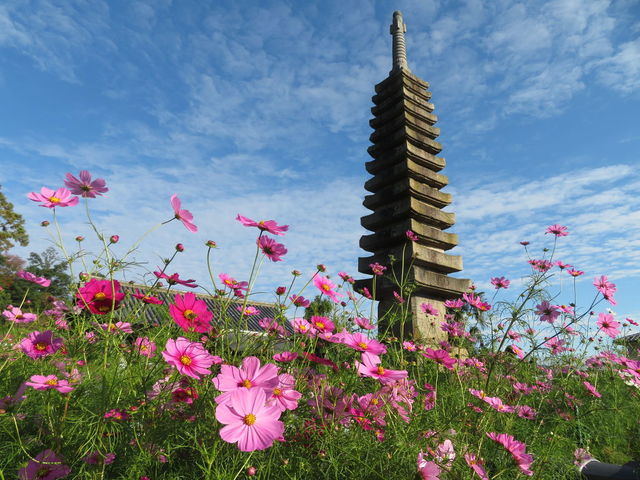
top-left (390, 11), bottom-right (410, 72)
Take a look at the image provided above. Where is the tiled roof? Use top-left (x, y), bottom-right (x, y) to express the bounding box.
top-left (118, 284), bottom-right (288, 333)
top-left (615, 331), bottom-right (640, 344)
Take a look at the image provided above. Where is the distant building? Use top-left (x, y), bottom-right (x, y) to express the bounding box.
top-left (614, 332), bottom-right (640, 358)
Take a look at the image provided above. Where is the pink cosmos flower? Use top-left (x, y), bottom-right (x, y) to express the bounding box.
top-left (487, 432), bottom-right (534, 476)
top-left (417, 452), bottom-right (441, 480)
top-left (465, 453), bottom-right (489, 480)
top-left (545, 337), bottom-right (568, 355)
top-left (104, 409), bottom-right (130, 421)
top-left (356, 352), bottom-right (408, 384)
top-left (490, 276), bottom-right (510, 289)
top-left (257, 236), bottom-right (287, 262)
top-left (20, 330), bottom-right (63, 359)
top-left (393, 291), bottom-right (405, 303)
top-left (338, 271), bottom-right (354, 283)
top-left (509, 344), bottom-right (525, 359)
top-left (135, 337), bottom-right (156, 357)
top-left (25, 375), bottom-right (74, 393)
top-left (361, 287), bottom-right (372, 299)
top-left (99, 321), bottom-right (133, 334)
top-left (170, 292), bottom-right (213, 333)
top-left (444, 298), bottom-right (464, 309)
top-left (76, 278), bottom-right (125, 314)
top-left (289, 294), bottom-right (310, 308)
top-left (341, 332), bottom-right (387, 355)
top-left (212, 356), bottom-right (279, 405)
top-left (485, 396), bottom-right (515, 413)
top-left (3, 306), bottom-right (37, 323)
top-left (567, 268), bottom-right (584, 277)
top-left (64, 170), bottom-right (108, 198)
top-left (422, 348), bottom-right (457, 370)
top-left (215, 387), bottom-right (285, 451)
top-left (132, 290), bottom-right (163, 304)
top-left (218, 273), bottom-right (248, 293)
top-left (28, 187), bottom-right (78, 208)
top-left (370, 262), bottom-right (386, 275)
top-left (154, 270), bottom-right (198, 288)
top-left (267, 373), bottom-right (302, 411)
top-left (535, 301), bottom-right (560, 323)
top-left (597, 313), bottom-right (620, 338)
top-left (594, 275), bottom-right (617, 305)
top-left (545, 224), bottom-right (569, 236)
top-left (434, 439), bottom-right (456, 468)
top-left (83, 451), bottom-right (116, 465)
top-left (313, 275), bottom-right (343, 303)
top-left (583, 381), bottom-right (602, 398)
top-left (309, 316), bottom-right (335, 334)
top-left (236, 214), bottom-right (289, 236)
top-left (16, 270), bottom-right (51, 287)
top-left (529, 259), bottom-right (553, 272)
top-left (18, 449), bottom-right (71, 480)
top-left (403, 341), bottom-right (417, 351)
top-left (291, 317), bottom-right (312, 334)
top-left (258, 317), bottom-right (286, 336)
top-left (273, 351), bottom-right (298, 362)
top-left (516, 405), bottom-right (537, 420)
top-left (238, 305), bottom-right (259, 316)
top-left (353, 316), bottom-right (374, 330)
top-left (170, 194), bottom-right (197, 232)
top-left (420, 303), bottom-right (439, 316)
top-left (162, 337), bottom-right (217, 379)
top-left (406, 230), bottom-right (418, 242)
top-left (424, 383), bottom-right (436, 411)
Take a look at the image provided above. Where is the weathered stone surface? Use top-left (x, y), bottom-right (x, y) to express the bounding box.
top-left (354, 269), bottom-right (470, 300)
top-left (358, 242), bottom-right (463, 275)
top-left (368, 122), bottom-right (442, 157)
top-left (370, 94), bottom-right (438, 127)
top-left (361, 196), bottom-right (455, 231)
top-left (360, 218), bottom-right (459, 252)
top-left (363, 177), bottom-right (451, 210)
top-left (364, 158), bottom-right (449, 192)
top-left (366, 142), bottom-right (445, 174)
top-left (369, 111), bottom-right (440, 145)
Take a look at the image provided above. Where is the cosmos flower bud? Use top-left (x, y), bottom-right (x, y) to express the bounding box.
top-left (205, 240), bottom-right (217, 248)
top-left (79, 272), bottom-right (90, 281)
top-left (175, 243), bottom-right (185, 252)
top-left (291, 270), bottom-right (301, 276)
top-left (110, 235), bottom-right (119, 244)
top-left (76, 236), bottom-right (84, 242)
top-left (276, 286), bottom-right (286, 295)
top-left (317, 264), bottom-right (326, 272)
top-left (41, 220), bottom-right (50, 227)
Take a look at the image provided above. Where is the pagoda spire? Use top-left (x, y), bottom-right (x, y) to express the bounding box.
top-left (390, 11), bottom-right (410, 72)
top-left (355, 11), bottom-right (470, 346)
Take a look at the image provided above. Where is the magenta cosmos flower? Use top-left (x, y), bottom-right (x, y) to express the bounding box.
top-left (20, 330), bottom-right (63, 359)
top-left (356, 352), bottom-right (408, 384)
top-left (16, 270), bottom-right (51, 287)
top-left (490, 276), bottom-right (510, 289)
top-left (154, 270), bottom-right (198, 288)
top-left (341, 332), bottom-right (387, 355)
top-left (257, 236), bottom-right (287, 262)
top-left (597, 312), bottom-right (620, 338)
top-left (422, 348), bottom-right (457, 370)
top-left (545, 224), bottom-right (569, 236)
top-left (170, 194), bottom-right (197, 232)
top-left (3, 306), bottom-right (37, 323)
top-left (169, 292), bottom-right (213, 333)
top-left (486, 432), bottom-right (533, 476)
top-left (28, 187), bottom-right (78, 209)
top-left (212, 356), bottom-right (279, 405)
top-left (25, 375), bottom-right (74, 393)
top-left (464, 453), bottom-right (489, 480)
top-left (583, 381), bottom-right (602, 398)
top-left (76, 278), bottom-right (125, 314)
top-left (236, 214), bottom-right (288, 236)
top-left (132, 289), bottom-right (163, 305)
top-left (593, 275), bottom-right (617, 305)
top-left (64, 170), bottom-right (108, 198)
top-left (18, 449), bottom-right (71, 480)
top-left (162, 337), bottom-right (217, 379)
top-left (420, 303), bottom-right (439, 316)
top-left (135, 336), bottom-right (156, 357)
top-left (417, 452), bottom-right (441, 480)
top-left (215, 387), bottom-right (285, 452)
top-left (267, 373), bottom-right (302, 411)
top-left (313, 275), bottom-right (343, 303)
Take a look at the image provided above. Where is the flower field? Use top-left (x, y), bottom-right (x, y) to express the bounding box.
top-left (1, 171), bottom-right (639, 479)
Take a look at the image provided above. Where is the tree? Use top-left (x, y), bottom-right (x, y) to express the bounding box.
top-left (0, 185), bottom-right (29, 252)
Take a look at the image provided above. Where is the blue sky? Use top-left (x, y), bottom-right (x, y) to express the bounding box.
top-left (1, 0), bottom-right (639, 328)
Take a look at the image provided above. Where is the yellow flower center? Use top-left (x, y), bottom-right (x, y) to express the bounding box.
top-left (183, 309), bottom-right (197, 320)
top-left (358, 342), bottom-right (368, 350)
top-left (16, 314), bottom-right (24, 319)
top-left (243, 413), bottom-right (256, 426)
top-left (94, 292), bottom-right (107, 301)
top-left (46, 378), bottom-right (58, 386)
top-left (180, 355), bottom-right (192, 366)
top-left (273, 388), bottom-right (282, 396)
top-left (315, 322), bottom-right (325, 329)
top-left (98, 306), bottom-right (110, 312)
top-left (371, 398), bottom-right (379, 405)
top-left (321, 284), bottom-right (331, 292)
top-left (242, 379), bottom-right (252, 388)
top-left (49, 196), bottom-right (61, 203)
top-left (376, 366), bottom-right (385, 375)
top-left (35, 342), bottom-right (47, 351)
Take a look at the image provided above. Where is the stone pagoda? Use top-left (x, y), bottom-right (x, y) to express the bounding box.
top-left (354, 11), bottom-right (470, 345)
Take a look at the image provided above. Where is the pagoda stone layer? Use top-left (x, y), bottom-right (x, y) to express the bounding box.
top-left (354, 11), bottom-right (470, 345)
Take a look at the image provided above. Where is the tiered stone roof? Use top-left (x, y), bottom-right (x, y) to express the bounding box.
top-left (355, 11), bottom-right (470, 343)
